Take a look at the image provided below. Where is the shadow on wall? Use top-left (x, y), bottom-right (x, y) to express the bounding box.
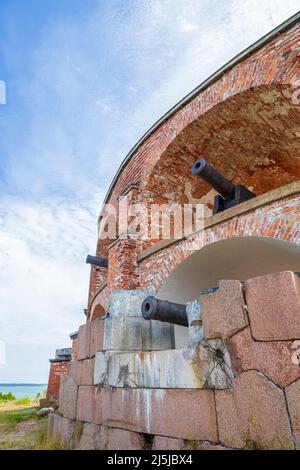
top-left (158, 236), bottom-right (300, 347)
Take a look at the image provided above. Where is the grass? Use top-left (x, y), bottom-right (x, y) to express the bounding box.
top-left (0, 398), bottom-right (55, 450)
top-left (0, 406), bottom-right (39, 425)
top-left (24, 422), bottom-right (67, 450)
top-left (0, 398), bottom-right (68, 450)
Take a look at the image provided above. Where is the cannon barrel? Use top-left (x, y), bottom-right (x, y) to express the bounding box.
top-left (142, 296), bottom-right (188, 327)
top-left (86, 254), bottom-right (108, 268)
top-left (192, 158), bottom-right (235, 200)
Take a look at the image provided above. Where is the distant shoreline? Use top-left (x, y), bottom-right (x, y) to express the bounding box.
top-left (0, 383), bottom-right (47, 386)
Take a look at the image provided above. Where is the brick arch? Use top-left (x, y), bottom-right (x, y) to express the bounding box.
top-left (90, 304), bottom-right (105, 321)
top-left (137, 83), bottom-right (300, 250)
top-left (143, 83), bottom-right (299, 200)
top-left (95, 20), bottom-right (300, 296)
top-left (89, 284), bottom-right (109, 322)
top-left (139, 194), bottom-right (300, 294)
top-left (103, 22), bottom-right (299, 211)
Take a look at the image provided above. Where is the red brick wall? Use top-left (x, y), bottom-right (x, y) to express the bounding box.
top-left (140, 194), bottom-right (300, 293)
top-left (83, 20), bottom-right (299, 302)
top-left (50, 18), bottom-right (300, 451)
top-left (101, 22), bottom-right (299, 212)
top-left (46, 361), bottom-right (69, 400)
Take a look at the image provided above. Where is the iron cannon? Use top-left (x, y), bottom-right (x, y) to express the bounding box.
top-left (86, 254), bottom-right (108, 268)
top-left (191, 157), bottom-right (256, 214)
top-left (141, 296), bottom-right (188, 327)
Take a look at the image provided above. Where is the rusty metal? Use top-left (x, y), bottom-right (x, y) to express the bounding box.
top-left (142, 296), bottom-right (188, 327)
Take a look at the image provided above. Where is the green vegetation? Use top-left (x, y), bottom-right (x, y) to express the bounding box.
top-left (0, 406), bottom-right (39, 425)
top-left (185, 439), bottom-right (199, 450)
top-left (0, 392), bottom-right (16, 402)
top-left (24, 422), bottom-right (67, 450)
top-left (0, 398), bottom-right (67, 450)
top-left (243, 432), bottom-right (265, 450)
top-left (15, 397), bottom-right (31, 406)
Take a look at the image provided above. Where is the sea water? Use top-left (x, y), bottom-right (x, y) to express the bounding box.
top-left (0, 384), bottom-right (47, 399)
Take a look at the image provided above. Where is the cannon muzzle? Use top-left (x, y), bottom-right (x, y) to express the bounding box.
top-left (142, 296), bottom-right (188, 327)
top-left (86, 255), bottom-right (108, 268)
top-left (192, 157), bottom-right (256, 214)
top-left (192, 158), bottom-right (235, 200)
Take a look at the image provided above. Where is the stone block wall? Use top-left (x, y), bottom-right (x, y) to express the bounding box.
top-left (49, 271), bottom-right (300, 450)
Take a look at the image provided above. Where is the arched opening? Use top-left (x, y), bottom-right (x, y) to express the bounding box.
top-left (158, 236), bottom-right (300, 347)
top-left (91, 304), bottom-right (106, 321)
top-left (141, 84), bottom-right (300, 250)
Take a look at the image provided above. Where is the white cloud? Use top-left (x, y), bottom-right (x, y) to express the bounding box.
top-left (0, 0), bottom-right (299, 381)
top-left (0, 196), bottom-right (100, 381)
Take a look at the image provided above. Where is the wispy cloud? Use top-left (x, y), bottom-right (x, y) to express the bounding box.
top-left (0, 0), bottom-right (299, 381)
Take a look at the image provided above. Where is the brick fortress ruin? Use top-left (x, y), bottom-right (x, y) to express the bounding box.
top-left (47, 13), bottom-right (300, 450)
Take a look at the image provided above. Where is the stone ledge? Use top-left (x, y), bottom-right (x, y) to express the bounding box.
top-left (104, 341), bottom-right (232, 389)
top-left (138, 182), bottom-right (300, 262)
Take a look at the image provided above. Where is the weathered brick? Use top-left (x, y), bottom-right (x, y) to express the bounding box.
top-left (102, 387), bottom-right (218, 441)
top-left (77, 323), bottom-right (91, 360)
top-left (245, 271), bottom-right (300, 341)
top-left (201, 280), bottom-right (248, 340)
top-left (90, 317), bottom-right (105, 357)
top-left (46, 360), bottom-right (69, 401)
top-left (58, 374), bottom-right (78, 420)
top-left (77, 386), bottom-right (102, 424)
top-left (83, 20), bottom-right (300, 300)
top-left (285, 379), bottom-right (300, 450)
top-left (226, 327), bottom-right (300, 387)
top-left (215, 370), bottom-right (294, 449)
top-left (50, 20), bottom-right (300, 453)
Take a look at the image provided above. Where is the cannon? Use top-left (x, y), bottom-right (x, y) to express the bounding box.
top-left (141, 296), bottom-right (188, 327)
top-left (86, 254), bottom-right (108, 268)
top-left (191, 157), bottom-right (256, 214)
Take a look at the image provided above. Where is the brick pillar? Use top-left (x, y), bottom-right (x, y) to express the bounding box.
top-left (87, 239), bottom-right (109, 317)
top-left (107, 234), bottom-right (140, 290)
top-left (107, 185), bottom-right (141, 291)
top-left (45, 348), bottom-right (72, 405)
top-left (46, 360), bottom-right (70, 403)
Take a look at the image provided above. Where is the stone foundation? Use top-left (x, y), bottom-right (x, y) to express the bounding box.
top-left (48, 271), bottom-right (300, 450)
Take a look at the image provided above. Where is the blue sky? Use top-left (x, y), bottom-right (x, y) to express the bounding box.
top-left (0, 0), bottom-right (299, 382)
